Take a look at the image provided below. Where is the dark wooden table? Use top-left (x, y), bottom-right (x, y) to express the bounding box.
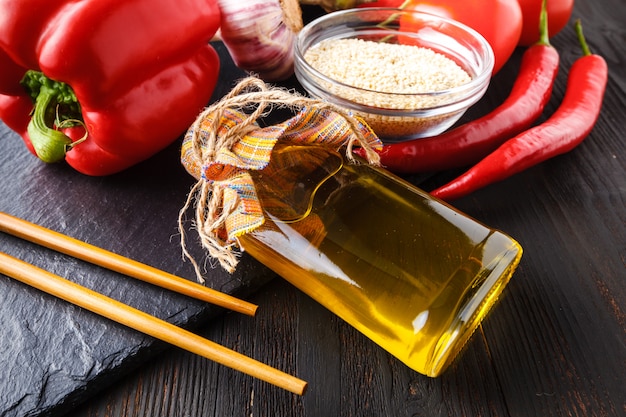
top-left (2, 0), bottom-right (624, 416)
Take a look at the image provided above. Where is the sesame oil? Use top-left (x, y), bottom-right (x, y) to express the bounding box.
top-left (238, 145), bottom-right (522, 376)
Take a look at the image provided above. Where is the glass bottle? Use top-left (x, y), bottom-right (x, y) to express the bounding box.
top-left (237, 144), bottom-right (522, 377)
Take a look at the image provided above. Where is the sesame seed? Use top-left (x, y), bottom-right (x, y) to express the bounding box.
top-left (303, 38), bottom-right (473, 139)
top-left (304, 38), bottom-right (470, 108)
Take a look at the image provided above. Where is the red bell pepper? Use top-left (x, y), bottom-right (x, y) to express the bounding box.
top-left (0, 0), bottom-right (221, 176)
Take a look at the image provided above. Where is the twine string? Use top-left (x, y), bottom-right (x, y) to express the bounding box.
top-left (178, 77), bottom-right (381, 278)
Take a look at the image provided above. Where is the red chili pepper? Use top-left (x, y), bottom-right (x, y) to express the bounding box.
top-left (357, 1), bottom-right (559, 174)
top-left (430, 20), bottom-right (608, 201)
top-left (0, 0), bottom-right (221, 176)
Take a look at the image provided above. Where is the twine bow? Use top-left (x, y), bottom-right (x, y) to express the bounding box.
top-left (178, 77), bottom-right (382, 279)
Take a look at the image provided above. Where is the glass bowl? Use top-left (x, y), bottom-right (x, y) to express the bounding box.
top-left (294, 8), bottom-right (494, 142)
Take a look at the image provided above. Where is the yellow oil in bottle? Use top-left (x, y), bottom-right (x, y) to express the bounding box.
top-left (238, 145), bottom-right (522, 376)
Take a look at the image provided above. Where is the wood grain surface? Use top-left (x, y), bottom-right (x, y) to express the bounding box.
top-left (4, 0), bottom-right (625, 416)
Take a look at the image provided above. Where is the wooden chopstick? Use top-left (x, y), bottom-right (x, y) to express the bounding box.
top-left (0, 212), bottom-right (257, 316)
top-left (0, 251), bottom-right (307, 395)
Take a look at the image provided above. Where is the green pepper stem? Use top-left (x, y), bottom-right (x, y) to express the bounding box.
top-left (574, 19), bottom-right (592, 56)
top-left (537, 0), bottom-right (551, 46)
top-left (27, 86), bottom-right (73, 163)
top-left (20, 70), bottom-right (83, 163)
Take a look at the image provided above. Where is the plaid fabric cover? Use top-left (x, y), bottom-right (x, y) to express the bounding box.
top-left (181, 106), bottom-right (382, 244)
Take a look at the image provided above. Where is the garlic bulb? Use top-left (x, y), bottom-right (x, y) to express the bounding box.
top-left (217, 0), bottom-right (303, 81)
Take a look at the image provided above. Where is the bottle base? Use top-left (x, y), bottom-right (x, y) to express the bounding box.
top-left (424, 239), bottom-right (522, 377)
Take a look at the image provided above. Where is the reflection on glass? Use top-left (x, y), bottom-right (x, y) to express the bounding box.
top-left (239, 145), bottom-right (522, 376)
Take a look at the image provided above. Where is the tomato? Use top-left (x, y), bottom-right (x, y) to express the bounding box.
top-left (517, 0), bottom-right (574, 46)
top-left (361, 0), bottom-right (523, 74)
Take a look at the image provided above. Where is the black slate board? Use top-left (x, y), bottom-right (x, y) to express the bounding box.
top-left (0, 43), bottom-right (277, 417)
